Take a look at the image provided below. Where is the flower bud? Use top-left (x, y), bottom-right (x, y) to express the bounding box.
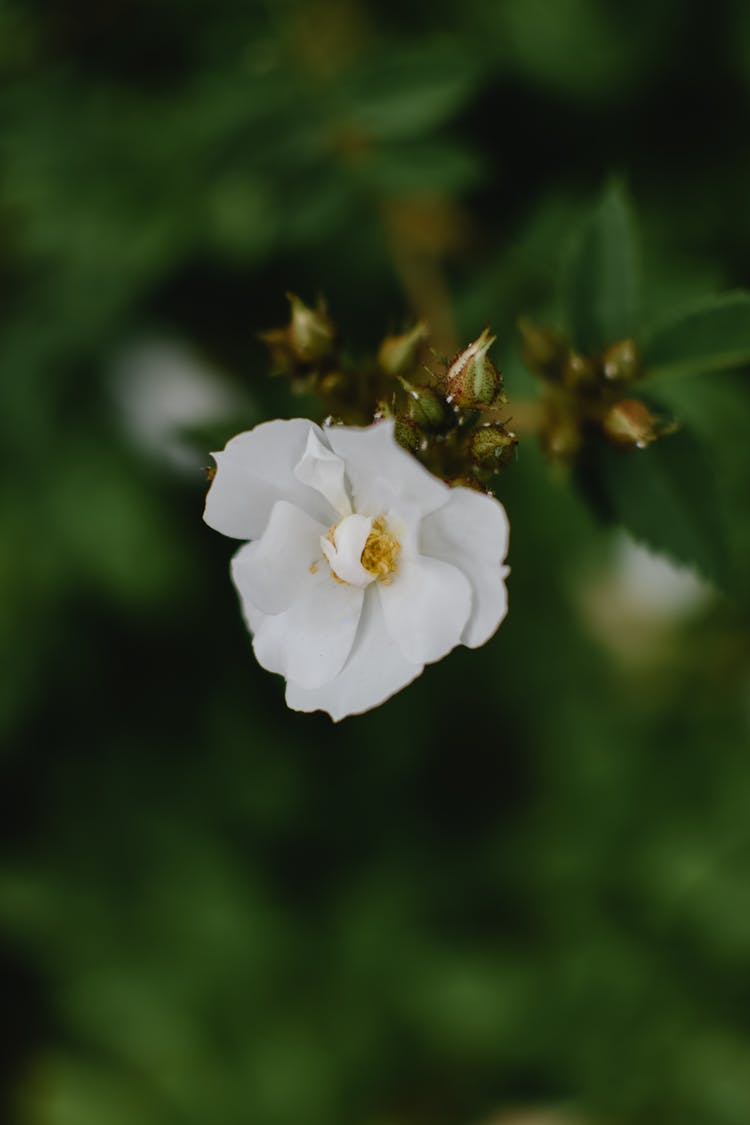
top-left (378, 322), bottom-right (428, 376)
top-left (518, 317), bottom-right (567, 379)
top-left (602, 398), bottom-right (657, 448)
top-left (470, 424), bottom-right (518, 469)
top-left (562, 350), bottom-right (598, 392)
top-left (397, 377), bottom-right (445, 429)
top-left (394, 417), bottom-right (422, 453)
top-left (540, 409), bottom-right (582, 462)
top-left (287, 293), bottom-right (336, 364)
top-left (602, 338), bottom-right (641, 384)
top-left (445, 327), bottom-right (504, 407)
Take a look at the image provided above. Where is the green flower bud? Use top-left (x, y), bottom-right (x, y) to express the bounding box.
top-left (470, 424), bottom-right (518, 469)
top-left (394, 417), bottom-right (422, 453)
top-left (540, 408), bottom-right (582, 462)
top-left (602, 398), bottom-right (657, 448)
top-left (316, 370), bottom-right (346, 396)
top-left (518, 317), bottom-right (567, 379)
top-left (287, 292), bottom-right (336, 364)
top-left (445, 327), bottom-right (503, 407)
top-left (602, 338), bottom-right (641, 384)
top-left (397, 377), bottom-right (445, 429)
top-left (562, 350), bottom-right (598, 392)
top-left (378, 322), bottom-right (428, 376)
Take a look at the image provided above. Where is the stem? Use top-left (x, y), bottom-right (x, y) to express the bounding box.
top-left (381, 199), bottom-right (460, 358)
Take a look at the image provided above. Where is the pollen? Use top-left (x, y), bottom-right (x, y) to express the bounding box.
top-left (322, 513), bottom-right (400, 587)
top-left (360, 517), bottom-right (400, 583)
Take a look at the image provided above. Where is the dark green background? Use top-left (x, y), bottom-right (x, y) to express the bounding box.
top-left (2, 2), bottom-right (750, 1123)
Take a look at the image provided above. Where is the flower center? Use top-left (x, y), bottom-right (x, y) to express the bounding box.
top-left (320, 513), bottom-right (400, 587)
top-left (360, 517), bottom-right (400, 582)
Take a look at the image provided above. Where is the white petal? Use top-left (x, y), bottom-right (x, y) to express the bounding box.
top-left (204, 419), bottom-right (337, 540)
top-left (230, 501), bottom-right (326, 615)
top-left (285, 590), bottom-right (423, 721)
top-left (378, 553), bottom-right (472, 665)
top-left (321, 514), bottom-right (375, 588)
top-left (233, 564), bottom-right (364, 690)
top-left (420, 488), bottom-right (510, 647)
top-left (293, 427), bottom-right (352, 517)
top-left (325, 419), bottom-right (448, 520)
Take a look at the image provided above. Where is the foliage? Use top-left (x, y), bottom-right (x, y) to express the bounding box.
top-left (521, 181), bottom-right (746, 589)
top-left (2, 1), bottom-right (750, 1124)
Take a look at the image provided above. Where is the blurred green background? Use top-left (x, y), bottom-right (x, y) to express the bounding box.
top-left (2, 1), bottom-right (750, 1123)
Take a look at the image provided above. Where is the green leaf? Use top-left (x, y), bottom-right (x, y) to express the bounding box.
top-left (641, 291), bottom-right (750, 380)
top-left (501, 0), bottom-right (640, 99)
top-left (563, 182), bottom-right (640, 353)
top-left (341, 43), bottom-right (483, 142)
top-left (583, 428), bottom-right (729, 587)
top-left (366, 140), bottom-right (483, 197)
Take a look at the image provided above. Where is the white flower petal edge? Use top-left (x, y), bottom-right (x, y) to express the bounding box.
top-left (204, 419), bottom-right (337, 539)
top-left (326, 419), bottom-right (448, 520)
top-left (232, 547), bottom-right (364, 691)
top-left (378, 554), bottom-right (472, 665)
top-left (284, 593), bottom-right (423, 721)
top-left (420, 488), bottom-right (510, 648)
top-left (293, 428), bottom-right (352, 518)
top-left (204, 418), bottom-right (510, 721)
top-left (233, 500), bottom-right (326, 615)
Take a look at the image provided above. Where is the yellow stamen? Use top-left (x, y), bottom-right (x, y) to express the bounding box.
top-left (360, 517), bottom-right (400, 583)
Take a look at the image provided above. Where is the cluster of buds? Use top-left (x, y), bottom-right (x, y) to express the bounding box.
top-left (518, 319), bottom-right (676, 462)
top-left (377, 324), bottom-right (516, 491)
top-left (260, 295), bottom-right (517, 493)
top-left (260, 293), bottom-right (382, 423)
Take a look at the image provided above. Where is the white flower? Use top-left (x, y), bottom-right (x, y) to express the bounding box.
top-left (112, 338), bottom-right (250, 472)
top-left (204, 418), bottom-right (510, 721)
